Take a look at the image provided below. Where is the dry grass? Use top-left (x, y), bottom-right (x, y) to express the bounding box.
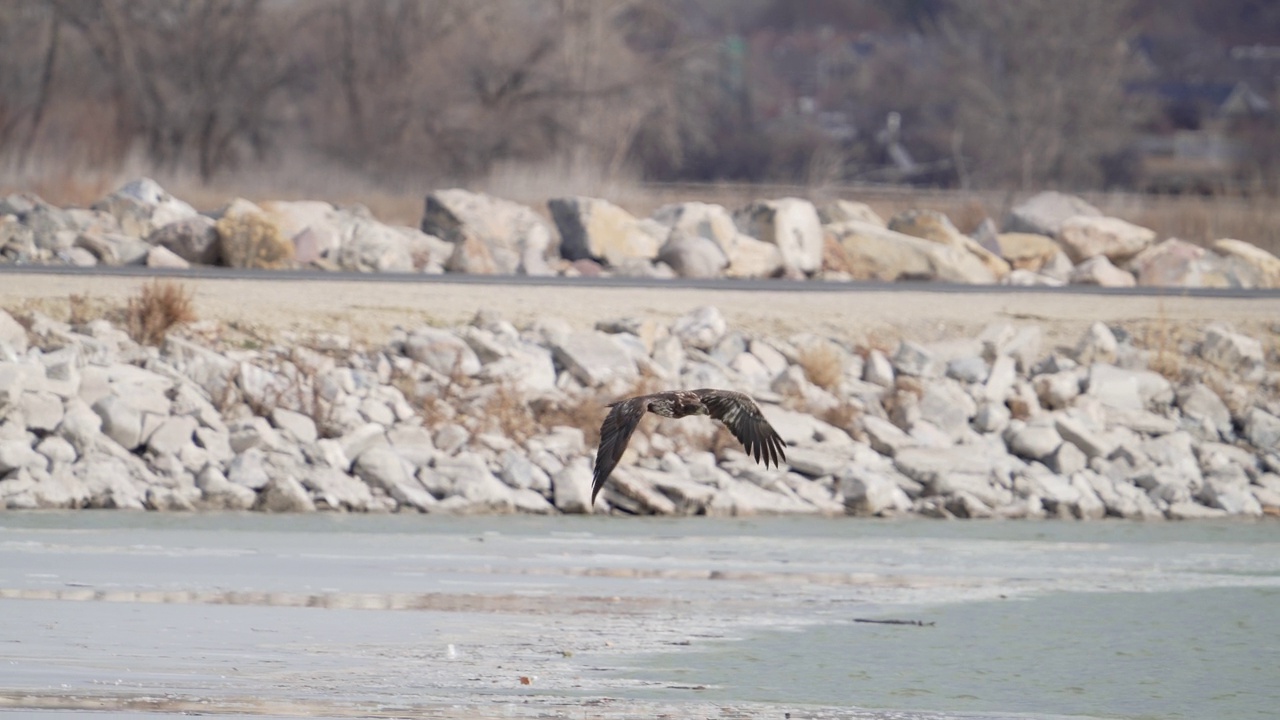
top-left (67, 292), bottom-right (98, 326)
top-left (796, 342), bottom-right (845, 391)
top-left (124, 280), bottom-right (197, 346)
top-left (531, 375), bottom-right (663, 449)
top-left (477, 382), bottom-right (539, 444)
top-left (820, 401), bottom-right (864, 440)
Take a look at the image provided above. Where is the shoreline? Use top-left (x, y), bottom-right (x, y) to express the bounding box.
top-left (1, 272), bottom-right (1278, 521)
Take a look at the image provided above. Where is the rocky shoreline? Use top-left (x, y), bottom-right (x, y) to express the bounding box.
top-left (3, 178), bottom-right (1280, 290)
top-left (1, 297), bottom-right (1277, 519)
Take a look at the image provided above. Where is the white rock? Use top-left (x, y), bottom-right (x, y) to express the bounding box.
top-left (784, 446), bottom-right (849, 477)
top-left (656, 231), bottom-right (728, 278)
top-left (550, 196), bottom-right (662, 267)
top-left (916, 379), bottom-right (976, 441)
top-left (973, 402), bottom-right (1011, 434)
top-left (1004, 191), bottom-right (1103, 237)
top-left (1057, 215), bottom-right (1156, 263)
top-left (671, 305), bottom-right (728, 351)
top-left (1068, 255), bottom-right (1136, 287)
top-left (1033, 370), bottom-right (1082, 409)
top-left (1244, 409), bottom-right (1280, 452)
top-left (553, 457), bottom-right (595, 513)
top-left (839, 467), bottom-right (912, 516)
top-left (35, 435), bottom-right (77, 465)
top-left (733, 198), bottom-right (824, 274)
top-left (0, 439), bottom-right (46, 475)
top-left (404, 327), bottom-right (481, 377)
top-left (227, 448), bottom-right (271, 489)
top-left (1177, 384), bottom-right (1232, 441)
top-left (1086, 364), bottom-right (1172, 412)
top-left (422, 189), bottom-right (553, 275)
top-left (271, 407), bottom-right (318, 445)
top-left (892, 341), bottom-right (936, 377)
top-left (355, 448), bottom-right (434, 511)
top-left (19, 391), bottom-right (63, 432)
top-left (1007, 422), bottom-right (1063, 460)
top-left (91, 394), bottom-right (144, 450)
top-left (195, 466), bottom-right (259, 510)
top-left (862, 350), bottom-right (895, 388)
top-left (1200, 324), bottom-right (1265, 382)
top-left (257, 475), bottom-right (316, 512)
top-left (1054, 414), bottom-right (1115, 459)
top-left (146, 415), bottom-right (198, 457)
top-left (0, 309), bottom-right (28, 356)
top-left (550, 331), bottom-right (638, 387)
top-left (1075, 321), bottom-right (1118, 365)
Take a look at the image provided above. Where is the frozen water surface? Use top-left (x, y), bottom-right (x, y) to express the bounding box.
top-left (1, 512), bottom-right (1278, 719)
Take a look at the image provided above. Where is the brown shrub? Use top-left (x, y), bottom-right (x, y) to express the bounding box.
top-left (797, 342), bottom-right (845, 391)
top-left (478, 382), bottom-right (538, 444)
top-left (125, 281), bottom-right (197, 346)
top-left (215, 212), bottom-right (294, 269)
top-left (67, 292), bottom-right (95, 326)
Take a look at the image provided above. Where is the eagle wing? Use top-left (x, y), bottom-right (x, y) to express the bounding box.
top-left (692, 388), bottom-right (787, 468)
top-left (591, 396), bottom-right (649, 502)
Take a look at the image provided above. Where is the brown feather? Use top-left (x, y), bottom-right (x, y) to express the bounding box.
top-left (692, 388), bottom-right (786, 469)
top-left (591, 396), bottom-right (647, 502)
top-left (590, 388), bottom-right (788, 505)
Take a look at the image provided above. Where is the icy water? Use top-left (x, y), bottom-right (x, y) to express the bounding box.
top-left (1, 513), bottom-right (1278, 720)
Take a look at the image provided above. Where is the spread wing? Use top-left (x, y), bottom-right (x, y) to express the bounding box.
top-left (591, 396), bottom-right (649, 502)
top-left (692, 388), bottom-right (786, 469)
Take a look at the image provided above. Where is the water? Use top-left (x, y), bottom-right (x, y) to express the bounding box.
top-left (624, 587), bottom-right (1280, 718)
top-left (1, 512), bottom-right (1277, 719)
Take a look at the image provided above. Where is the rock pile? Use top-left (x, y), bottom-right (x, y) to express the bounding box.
top-left (1, 302), bottom-right (1276, 519)
top-left (4, 180), bottom-right (1280, 289)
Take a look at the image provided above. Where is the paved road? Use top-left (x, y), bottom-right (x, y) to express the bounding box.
top-left (2, 266), bottom-right (1277, 348)
top-left (3, 263), bottom-right (1280, 299)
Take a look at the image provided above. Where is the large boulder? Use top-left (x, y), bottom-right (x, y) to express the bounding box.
top-left (1004, 191), bottom-right (1103, 237)
top-left (549, 331), bottom-right (638, 387)
top-left (421, 189), bottom-right (553, 275)
top-left (147, 215), bottom-right (220, 265)
top-left (1128, 238), bottom-right (1259, 288)
top-left (91, 178), bottom-right (197, 239)
top-left (73, 231), bottom-right (151, 266)
top-left (1212, 238), bottom-right (1280, 288)
top-left (995, 232), bottom-right (1064, 273)
top-left (0, 308), bottom-right (28, 356)
top-left (1199, 323), bottom-right (1265, 382)
top-left (652, 201), bottom-right (740, 253)
top-left (733, 198), bottom-right (824, 275)
top-left (724, 235), bottom-right (784, 278)
top-left (817, 199), bottom-right (885, 227)
top-left (825, 220), bottom-right (996, 283)
top-left (1056, 215), bottom-right (1156, 263)
top-left (404, 327), bottom-right (481, 377)
top-left (656, 230), bottom-right (728, 278)
top-left (1069, 255), bottom-right (1136, 287)
top-left (650, 201), bottom-right (784, 277)
top-left (888, 209), bottom-right (1010, 279)
top-left (549, 196), bottom-right (663, 267)
top-left (334, 211), bottom-right (439, 273)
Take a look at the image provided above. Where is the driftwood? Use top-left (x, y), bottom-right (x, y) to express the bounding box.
top-left (853, 618), bottom-right (936, 627)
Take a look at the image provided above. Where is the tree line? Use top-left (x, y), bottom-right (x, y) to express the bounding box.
top-left (0, 0), bottom-right (1276, 191)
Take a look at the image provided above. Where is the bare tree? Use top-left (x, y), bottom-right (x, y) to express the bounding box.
top-left (0, 2), bottom-right (59, 163)
top-left (937, 0), bottom-right (1139, 189)
top-left (53, 0), bottom-right (300, 180)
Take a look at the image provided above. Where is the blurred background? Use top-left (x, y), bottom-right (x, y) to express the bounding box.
top-left (1, 0), bottom-right (1278, 237)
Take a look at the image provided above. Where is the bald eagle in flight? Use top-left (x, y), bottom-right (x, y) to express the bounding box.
top-left (591, 388), bottom-right (787, 503)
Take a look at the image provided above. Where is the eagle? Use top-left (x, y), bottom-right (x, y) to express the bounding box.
top-left (591, 388), bottom-right (787, 503)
